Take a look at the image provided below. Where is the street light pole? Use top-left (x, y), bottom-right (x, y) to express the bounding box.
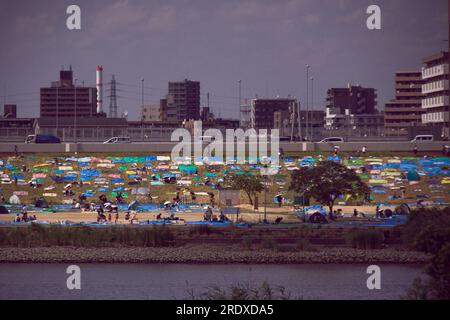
top-left (74, 79), bottom-right (77, 144)
top-left (306, 65), bottom-right (310, 141)
top-left (311, 76), bottom-right (314, 142)
top-left (141, 78), bottom-right (144, 142)
top-left (264, 164), bottom-right (268, 224)
top-left (56, 87), bottom-right (59, 137)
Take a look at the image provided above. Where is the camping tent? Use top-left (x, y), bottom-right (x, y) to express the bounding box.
top-left (9, 194), bottom-right (21, 205)
top-left (0, 205), bottom-right (9, 214)
top-left (35, 197), bottom-right (49, 208)
top-left (128, 200), bottom-right (140, 210)
top-left (308, 212), bottom-right (328, 224)
top-left (406, 171), bottom-right (420, 181)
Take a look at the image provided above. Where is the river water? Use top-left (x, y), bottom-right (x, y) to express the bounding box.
top-left (0, 263), bottom-right (424, 300)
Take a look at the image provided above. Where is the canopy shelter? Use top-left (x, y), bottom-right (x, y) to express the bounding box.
top-left (9, 194), bottom-right (21, 205)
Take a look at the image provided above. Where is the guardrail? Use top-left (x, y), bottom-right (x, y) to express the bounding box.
top-left (0, 141), bottom-right (446, 153)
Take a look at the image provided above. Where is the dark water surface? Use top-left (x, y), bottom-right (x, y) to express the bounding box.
top-left (0, 263), bottom-right (424, 300)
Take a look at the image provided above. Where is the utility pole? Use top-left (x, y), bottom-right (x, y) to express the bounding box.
top-left (297, 100), bottom-right (302, 140)
top-left (74, 79), bottom-right (77, 144)
top-left (311, 77), bottom-right (314, 142)
top-left (290, 100), bottom-right (295, 141)
top-left (56, 86), bottom-right (59, 137)
top-left (141, 78), bottom-right (144, 142)
top-left (306, 65), bottom-right (310, 141)
top-left (238, 80), bottom-right (242, 126)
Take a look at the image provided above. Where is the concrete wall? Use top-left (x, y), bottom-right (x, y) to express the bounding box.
top-left (0, 141), bottom-right (446, 154)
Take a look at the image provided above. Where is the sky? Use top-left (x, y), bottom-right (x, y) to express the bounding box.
top-left (0, 0), bottom-right (448, 120)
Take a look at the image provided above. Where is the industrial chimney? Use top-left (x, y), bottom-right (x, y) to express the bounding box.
top-left (96, 65), bottom-right (103, 113)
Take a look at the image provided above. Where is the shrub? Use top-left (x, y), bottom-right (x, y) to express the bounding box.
top-left (346, 229), bottom-right (384, 249)
top-left (190, 281), bottom-right (292, 300)
top-left (189, 224), bottom-right (212, 236)
top-left (241, 237), bottom-right (254, 250)
top-left (0, 225), bottom-right (174, 247)
top-left (260, 238), bottom-right (277, 250)
top-left (296, 238), bottom-right (314, 251)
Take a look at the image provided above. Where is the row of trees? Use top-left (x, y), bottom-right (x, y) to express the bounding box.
top-left (224, 161), bottom-right (369, 216)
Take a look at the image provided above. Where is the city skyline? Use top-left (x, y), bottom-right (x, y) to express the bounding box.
top-left (0, 0), bottom-right (448, 120)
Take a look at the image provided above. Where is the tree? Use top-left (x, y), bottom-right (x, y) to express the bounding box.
top-left (402, 208), bottom-right (450, 299)
top-left (224, 172), bottom-right (264, 206)
top-left (289, 161), bottom-right (370, 218)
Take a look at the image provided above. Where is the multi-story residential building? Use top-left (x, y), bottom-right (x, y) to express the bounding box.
top-left (250, 98), bottom-right (298, 131)
top-left (384, 71), bottom-right (424, 135)
top-left (141, 104), bottom-right (162, 121)
top-left (421, 51), bottom-right (450, 137)
top-left (40, 67), bottom-right (103, 118)
top-left (325, 108), bottom-right (384, 137)
top-left (326, 84), bottom-right (377, 115)
top-left (166, 79), bottom-right (200, 123)
top-left (3, 104), bottom-right (17, 118)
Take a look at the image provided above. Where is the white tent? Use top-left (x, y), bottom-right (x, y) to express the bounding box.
top-left (9, 194), bottom-right (21, 205)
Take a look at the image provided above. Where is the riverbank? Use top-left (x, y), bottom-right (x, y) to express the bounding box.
top-left (0, 245), bottom-right (430, 264)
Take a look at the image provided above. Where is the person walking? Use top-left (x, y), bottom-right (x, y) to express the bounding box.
top-left (276, 194), bottom-right (283, 208)
top-left (361, 145), bottom-right (367, 156)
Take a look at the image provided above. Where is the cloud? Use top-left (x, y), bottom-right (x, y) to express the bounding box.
top-left (227, 0), bottom-right (305, 19)
top-left (305, 14), bottom-right (321, 25)
top-left (92, 0), bottom-right (177, 35)
top-left (145, 5), bottom-right (177, 32)
top-left (13, 12), bottom-right (56, 36)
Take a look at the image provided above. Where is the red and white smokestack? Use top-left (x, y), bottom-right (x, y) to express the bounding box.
top-left (96, 65), bottom-right (103, 114)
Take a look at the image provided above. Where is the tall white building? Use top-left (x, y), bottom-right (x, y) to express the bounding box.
top-left (421, 51), bottom-right (450, 137)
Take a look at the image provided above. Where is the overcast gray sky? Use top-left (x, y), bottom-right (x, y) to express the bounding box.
top-left (0, 0), bottom-right (448, 120)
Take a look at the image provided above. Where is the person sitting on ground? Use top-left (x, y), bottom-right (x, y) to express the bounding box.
top-left (124, 211), bottom-right (130, 221)
top-left (375, 205), bottom-right (381, 218)
top-left (116, 192), bottom-right (124, 204)
top-left (14, 214), bottom-right (20, 223)
top-left (204, 206), bottom-right (213, 221)
top-left (130, 212), bottom-right (138, 224)
top-left (219, 211), bottom-right (228, 222)
top-left (208, 192), bottom-right (215, 208)
top-left (156, 213), bottom-right (162, 220)
top-left (353, 208), bottom-right (358, 217)
top-left (99, 194), bottom-right (108, 204)
top-left (333, 146), bottom-right (339, 156)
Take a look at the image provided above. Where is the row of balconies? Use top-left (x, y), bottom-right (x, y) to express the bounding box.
top-left (422, 63), bottom-right (449, 80)
top-left (421, 95), bottom-right (449, 109)
top-left (422, 79), bottom-right (449, 94)
top-left (422, 111), bottom-right (449, 123)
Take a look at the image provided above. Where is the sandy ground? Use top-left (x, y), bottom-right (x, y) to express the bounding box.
top-left (0, 204), bottom-right (383, 224)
